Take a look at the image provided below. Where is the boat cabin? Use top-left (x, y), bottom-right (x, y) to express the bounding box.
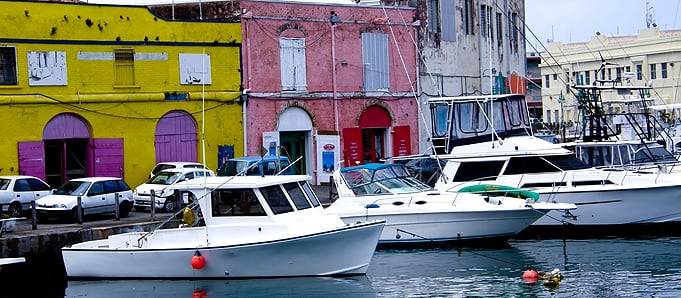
top-left (427, 94), bottom-right (533, 154)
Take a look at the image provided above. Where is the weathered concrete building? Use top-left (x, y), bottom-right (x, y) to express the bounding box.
top-left (415, 0), bottom-right (527, 153)
top-left (0, 1), bottom-right (242, 188)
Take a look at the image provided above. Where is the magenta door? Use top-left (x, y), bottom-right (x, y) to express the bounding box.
top-left (155, 111), bottom-right (198, 163)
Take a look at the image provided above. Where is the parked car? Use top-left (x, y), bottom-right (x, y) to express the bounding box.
top-left (35, 177), bottom-right (133, 222)
top-left (134, 168), bottom-right (215, 212)
top-left (149, 162), bottom-right (208, 178)
top-left (0, 176), bottom-right (52, 217)
top-left (217, 156), bottom-right (294, 177)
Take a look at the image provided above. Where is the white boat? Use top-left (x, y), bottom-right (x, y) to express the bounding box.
top-left (427, 94), bottom-right (681, 227)
top-left (325, 163), bottom-right (575, 245)
top-left (62, 175), bottom-right (385, 279)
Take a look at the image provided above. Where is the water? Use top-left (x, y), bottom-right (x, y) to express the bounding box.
top-left (6, 237), bottom-right (681, 297)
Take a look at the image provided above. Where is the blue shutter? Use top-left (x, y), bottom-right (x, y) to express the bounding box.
top-left (362, 33), bottom-right (389, 91)
top-left (441, 0), bottom-right (456, 42)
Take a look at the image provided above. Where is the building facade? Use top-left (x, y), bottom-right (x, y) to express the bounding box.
top-left (240, 0), bottom-right (418, 184)
top-left (415, 0), bottom-right (527, 153)
top-left (0, 1), bottom-right (242, 188)
top-left (540, 27), bottom-right (681, 128)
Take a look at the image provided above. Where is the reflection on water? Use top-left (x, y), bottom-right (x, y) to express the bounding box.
top-left (29, 237), bottom-right (681, 297)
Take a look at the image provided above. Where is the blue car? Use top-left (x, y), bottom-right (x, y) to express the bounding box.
top-left (217, 156), bottom-right (294, 176)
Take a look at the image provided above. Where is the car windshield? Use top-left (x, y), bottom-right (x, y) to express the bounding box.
top-left (148, 171), bottom-right (182, 185)
top-left (55, 181), bottom-right (91, 196)
top-left (218, 161), bottom-right (249, 176)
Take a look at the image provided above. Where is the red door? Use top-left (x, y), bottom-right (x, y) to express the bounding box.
top-left (342, 127), bottom-right (362, 167)
top-left (392, 125), bottom-right (411, 157)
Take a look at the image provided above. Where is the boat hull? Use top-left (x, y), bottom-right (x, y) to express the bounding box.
top-left (532, 184), bottom-right (681, 226)
top-left (340, 209), bottom-right (546, 244)
top-left (62, 221), bottom-right (384, 279)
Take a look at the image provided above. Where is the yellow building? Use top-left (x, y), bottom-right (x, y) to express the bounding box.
top-left (0, 1), bottom-right (242, 188)
top-left (539, 27), bottom-right (681, 128)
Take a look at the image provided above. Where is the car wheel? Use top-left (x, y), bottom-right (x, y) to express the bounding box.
top-left (162, 199), bottom-right (175, 213)
top-left (119, 201), bottom-right (132, 218)
top-left (134, 206), bottom-right (146, 212)
top-left (7, 202), bottom-right (22, 218)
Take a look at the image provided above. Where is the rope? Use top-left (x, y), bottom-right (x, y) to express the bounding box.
top-left (393, 227), bottom-right (525, 268)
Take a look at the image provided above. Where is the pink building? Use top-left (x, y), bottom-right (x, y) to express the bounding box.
top-left (241, 0), bottom-right (418, 184)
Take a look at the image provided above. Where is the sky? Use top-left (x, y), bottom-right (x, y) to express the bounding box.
top-left (525, 0), bottom-right (680, 50)
top-left (86, 0), bottom-right (680, 48)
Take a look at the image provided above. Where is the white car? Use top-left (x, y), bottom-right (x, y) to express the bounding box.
top-left (149, 162), bottom-right (208, 178)
top-left (134, 168), bottom-right (214, 212)
top-left (0, 176), bottom-right (52, 217)
top-left (35, 177), bottom-right (133, 222)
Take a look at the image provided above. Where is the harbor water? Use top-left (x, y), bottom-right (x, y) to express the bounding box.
top-left (4, 236), bottom-right (681, 297)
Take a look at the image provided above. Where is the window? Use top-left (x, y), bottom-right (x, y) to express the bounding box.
top-left (441, 0), bottom-right (456, 42)
top-left (284, 182), bottom-right (311, 210)
top-left (261, 185), bottom-right (294, 214)
top-left (452, 161), bottom-right (505, 182)
top-left (480, 5), bottom-right (492, 39)
top-left (463, 0), bottom-right (474, 35)
top-left (510, 12), bottom-right (519, 51)
top-left (427, 0), bottom-right (439, 33)
top-left (636, 64), bottom-right (642, 80)
top-left (585, 71), bottom-right (591, 85)
top-left (616, 68), bottom-right (622, 81)
top-left (552, 73), bottom-right (557, 80)
top-left (279, 37), bottom-right (307, 91)
top-left (362, 32), bottom-right (389, 91)
top-left (301, 181), bottom-right (321, 207)
top-left (544, 75), bottom-right (550, 88)
top-left (607, 68), bottom-right (612, 81)
top-left (211, 189), bottom-right (265, 217)
top-left (114, 49), bottom-right (134, 86)
top-left (625, 65), bottom-right (631, 73)
top-left (650, 64), bottom-right (657, 80)
top-left (661, 63), bottom-right (668, 79)
top-left (495, 12), bottom-right (503, 47)
top-left (0, 47), bottom-right (17, 85)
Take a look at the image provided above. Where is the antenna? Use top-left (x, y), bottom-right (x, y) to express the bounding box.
top-left (646, 0), bottom-right (655, 28)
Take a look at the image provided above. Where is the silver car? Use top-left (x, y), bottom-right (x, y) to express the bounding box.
top-left (0, 176), bottom-right (52, 217)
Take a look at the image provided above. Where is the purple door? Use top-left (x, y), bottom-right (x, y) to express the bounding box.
top-left (18, 141), bottom-right (46, 180)
top-left (92, 138), bottom-right (124, 178)
top-left (155, 111), bottom-right (198, 163)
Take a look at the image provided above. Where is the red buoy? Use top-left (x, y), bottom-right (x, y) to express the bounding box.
top-left (522, 269), bottom-right (539, 282)
top-left (191, 251), bottom-right (206, 270)
top-left (192, 290), bottom-right (207, 298)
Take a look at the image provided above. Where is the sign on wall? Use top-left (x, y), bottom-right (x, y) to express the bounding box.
top-left (27, 51), bottom-right (67, 86)
top-left (179, 53), bottom-right (212, 85)
top-left (316, 134), bottom-right (339, 185)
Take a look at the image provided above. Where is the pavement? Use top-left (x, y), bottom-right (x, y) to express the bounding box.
top-left (2, 184), bottom-right (336, 239)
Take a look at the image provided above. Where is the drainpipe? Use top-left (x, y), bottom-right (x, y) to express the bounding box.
top-left (243, 11), bottom-right (253, 155)
top-left (331, 21), bottom-right (339, 133)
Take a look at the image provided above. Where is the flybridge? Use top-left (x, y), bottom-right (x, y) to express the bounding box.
top-left (426, 94), bottom-right (534, 154)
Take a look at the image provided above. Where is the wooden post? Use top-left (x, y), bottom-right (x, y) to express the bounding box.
top-left (31, 200), bottom-right (37, 230)
top-left (76, 196), bottom-right (83, 224)
top-left (114, 192), bottom-right (120, 221)
top-left (175, 189), bottom-right (181, 213)
top-left (150, 190), bottom-right (156, 221)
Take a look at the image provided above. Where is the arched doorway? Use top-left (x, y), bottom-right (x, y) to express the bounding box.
top-left (342, 105), bottom-right (411, 166)
top-left (155, 111), bottom-right (198, 163)
top-left (42, 113), bottom-right (91, 188)
top-left (277, 107), bottom-right (313, 175)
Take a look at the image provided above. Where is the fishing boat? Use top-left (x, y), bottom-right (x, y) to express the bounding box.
top-left (325, 163), bottom-right (575, 245)
top-left (61, 175), bottom-right (385, 279)
top-left (427, 94), bottom-right (681, 227)
top-left (563, 83), bottom-right (681, 172)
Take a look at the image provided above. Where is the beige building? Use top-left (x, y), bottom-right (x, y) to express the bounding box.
top-left (539, 27), bottom-right (681, 127)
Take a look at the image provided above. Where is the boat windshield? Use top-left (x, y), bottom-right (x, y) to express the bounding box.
top-left (341, 165), bottom-right (433, 196)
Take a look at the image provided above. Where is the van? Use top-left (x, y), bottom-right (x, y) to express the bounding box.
top-left (217, 156), bottom-right (294, 176)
